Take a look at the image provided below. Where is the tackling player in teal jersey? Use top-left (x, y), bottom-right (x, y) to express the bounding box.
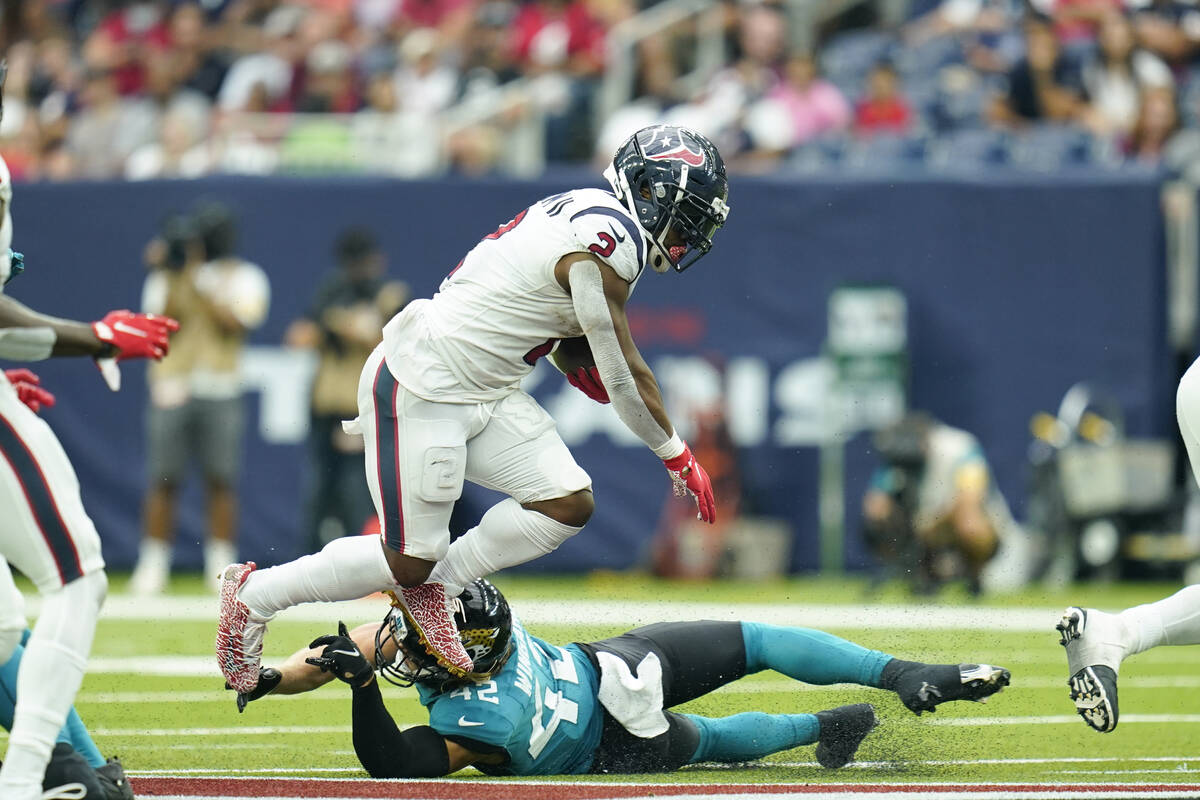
top-left (232, 580), bottom-right (1010, 777)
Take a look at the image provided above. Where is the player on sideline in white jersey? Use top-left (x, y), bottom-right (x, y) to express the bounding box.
top-left (0, 62), bottom-right (179, 799)
top-left (217, 124), bottom-right (731, 691)
top-left (1057, 359), bottom-right (1200, 732)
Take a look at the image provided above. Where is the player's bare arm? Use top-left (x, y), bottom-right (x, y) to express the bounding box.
top-left (554, 251), bottom-right (716, 523)
top-left (0, 294), bottom-right (178, 363)
top-left (554, 252), bottom-right (672, 436)
top-left (0, 294), bottom-right (112, 358)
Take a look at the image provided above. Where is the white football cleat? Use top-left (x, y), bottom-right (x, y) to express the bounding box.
top-left (1057, 607), bottom-right (1126, 733)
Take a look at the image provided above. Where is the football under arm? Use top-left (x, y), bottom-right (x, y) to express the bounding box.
top-left (565, 256), bottom-right (680, 457)
top-left (0, 294), bottom-right (106, 359)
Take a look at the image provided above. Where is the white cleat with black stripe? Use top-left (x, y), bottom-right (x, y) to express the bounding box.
top-left (1057, 607), bottom-right (1122, 733)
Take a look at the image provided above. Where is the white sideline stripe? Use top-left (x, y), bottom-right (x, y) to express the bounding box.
top-left (78, 689), bottom-right (356, 703)
top-left (125, 757), bottom-right (1200, 775)
top-left (131, 768), bottom-right (365, 775)
top-left (88, 656), bottom-right (221, 677)
top-left (929, 714), bottom-right (1200, 726)
top-left (786, 757), bottom-right (1200, 767)
top-left (90, 725), bottom-right (353, 736)
top-left (126, 794), bottom-right (1200, 800)
top-left (28, 593), bottom-right (1086, 632)
top-left (1059, 769), bottom-right (1200, 775)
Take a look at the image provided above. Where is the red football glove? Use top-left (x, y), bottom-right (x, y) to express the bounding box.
top-left (566, 366), bottom-right (610, 404)
top-left (663, 443), bottom-right (716, 524)
top-left (4, 369), bottom-right (55, 414)
top-left (92, 310), bottom-right (179, 362)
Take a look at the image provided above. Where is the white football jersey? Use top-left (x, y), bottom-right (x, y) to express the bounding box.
top-left (0, 154), bottom-right (12, 292)
top-left (382, 188), bottom-right (647, 402)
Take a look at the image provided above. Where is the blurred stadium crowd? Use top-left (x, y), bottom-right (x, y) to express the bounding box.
top-left (5, 0), bottom-right (1200, 177)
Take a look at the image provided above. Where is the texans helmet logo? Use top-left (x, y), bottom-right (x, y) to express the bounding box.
top-left (641, 127), bottom-right (706, 167)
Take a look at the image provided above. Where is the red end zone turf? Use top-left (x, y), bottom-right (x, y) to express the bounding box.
top-left (131, 777), bottom-right (1200, 799)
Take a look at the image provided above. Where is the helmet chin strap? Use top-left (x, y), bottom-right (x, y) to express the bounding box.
top-left (608, 165), bottom-right (672, 274)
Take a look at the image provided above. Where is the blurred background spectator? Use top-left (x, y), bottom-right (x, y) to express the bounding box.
top-left (130, 201), bottom-right (271, 595)
top-left (284, 227), bottom-right (408, 553)
top-left (862, 411), bottom-right (1022, 597)
top-left (854, 59), bottom-right (913, 136)
top-left (4, 0), bottom-right (1200, 179)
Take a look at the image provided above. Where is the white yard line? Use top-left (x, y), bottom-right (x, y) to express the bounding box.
top-left (90, 725), bottom-right (353, 736)
top-left (929, 714), bottom-right (1200, 726)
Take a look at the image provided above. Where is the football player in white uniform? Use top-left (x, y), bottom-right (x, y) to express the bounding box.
top-left (217, 125), bottom-right (731, 691)
top-left (0, 62), bottom-right (179, 800)
top-left (1056, 360), bottom-right (1200, 732)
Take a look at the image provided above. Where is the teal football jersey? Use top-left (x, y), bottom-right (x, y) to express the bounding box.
top-left (416, 615), bottom-right (604, 775)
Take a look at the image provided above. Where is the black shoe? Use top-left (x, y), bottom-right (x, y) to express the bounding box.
top-left (227, 666), bottom-right (282, 713)
top-left (42, 742), bottom-right (104, 799)
top-left (814, 703), bottom-right (878, 769)
top-left (892, 663), bottom-right (1010, 715)
top-left (1067, 664), bottom-right (1119, 733)
top-left (95, 756), bottom-right (135, 800)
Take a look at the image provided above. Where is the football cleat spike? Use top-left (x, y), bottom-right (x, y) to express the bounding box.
top-left (1057, 606), bottom-right (1085, 648)
top-left (1067, 664), bottom-right (1119, 733)
top-left (95, 756), bottom-right (134, 800)
top-left (1057, 606), bottom-right (1122, 732)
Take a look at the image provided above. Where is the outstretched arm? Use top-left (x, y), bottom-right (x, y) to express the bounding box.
top-left (0, 295), bottom-right (178, 363)
top-left (0, 294), bottom-right (109, 359)
top-left (240, 622), bottom-right (490, 777)
top-left (557, 252), bottom-right (675, 451)
top-left (555, 252), bottom-right (716, 523)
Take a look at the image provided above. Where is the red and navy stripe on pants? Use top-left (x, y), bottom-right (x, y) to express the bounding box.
top-left (0, 412), bottom-right (84, 584)
top-left (372, 361), bottom-right (406, 553)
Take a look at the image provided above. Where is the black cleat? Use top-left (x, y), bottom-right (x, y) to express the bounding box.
top-left (814, 703), bottom-right (878, 769)
top-left (42, 742), bottom-right (105, 799)
top-left (1067, 664), bottom-right (1119, 733)
top-left (227, 666), bottom-right (282, 713)
top-left (95, 755), bottom-right (135, 800)
top-left (893, 663), bottom-right (1011, 715)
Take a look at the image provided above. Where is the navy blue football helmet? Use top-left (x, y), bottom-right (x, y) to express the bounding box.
top-left (604, 125), bottom-right (730, 273)
top-left (375, 579), bottom-right (513, 691)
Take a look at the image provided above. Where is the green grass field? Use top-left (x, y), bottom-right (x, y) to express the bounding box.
top-left (4, 573), bottom-right (1199, 787)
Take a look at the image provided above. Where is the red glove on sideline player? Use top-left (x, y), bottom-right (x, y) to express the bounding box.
top-left (663, 443), bottom-right (716, 524)
top-left (92, 310), bottom-right (179, 361)
top-left (566, 366), bottom-right (610, 404)
top-left (4, 369), bottom-right (55, 414)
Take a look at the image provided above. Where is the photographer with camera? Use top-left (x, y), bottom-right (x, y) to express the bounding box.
top-left (130, 202), bottom-right (270, 595)
top-left (863, 411), bottom-right (1014, 597)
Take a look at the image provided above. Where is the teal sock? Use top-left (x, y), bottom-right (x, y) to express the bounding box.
top-left (61, 709), bottom-right (105, 768)
top-left (1, 636), bottom-right (106, 768)
top-left (684, 712), bottom-right (820, 763)
top-left (741, 622), bottom-right (892, 686)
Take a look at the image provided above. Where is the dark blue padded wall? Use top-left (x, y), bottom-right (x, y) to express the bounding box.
top-left (6, 171), bottom-right (1169, 572)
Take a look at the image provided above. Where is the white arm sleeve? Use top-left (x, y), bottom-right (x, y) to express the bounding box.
top-left (568, 262), bottom-right (681, 457)
top-left (0, 327), bottom-right (56, 361)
